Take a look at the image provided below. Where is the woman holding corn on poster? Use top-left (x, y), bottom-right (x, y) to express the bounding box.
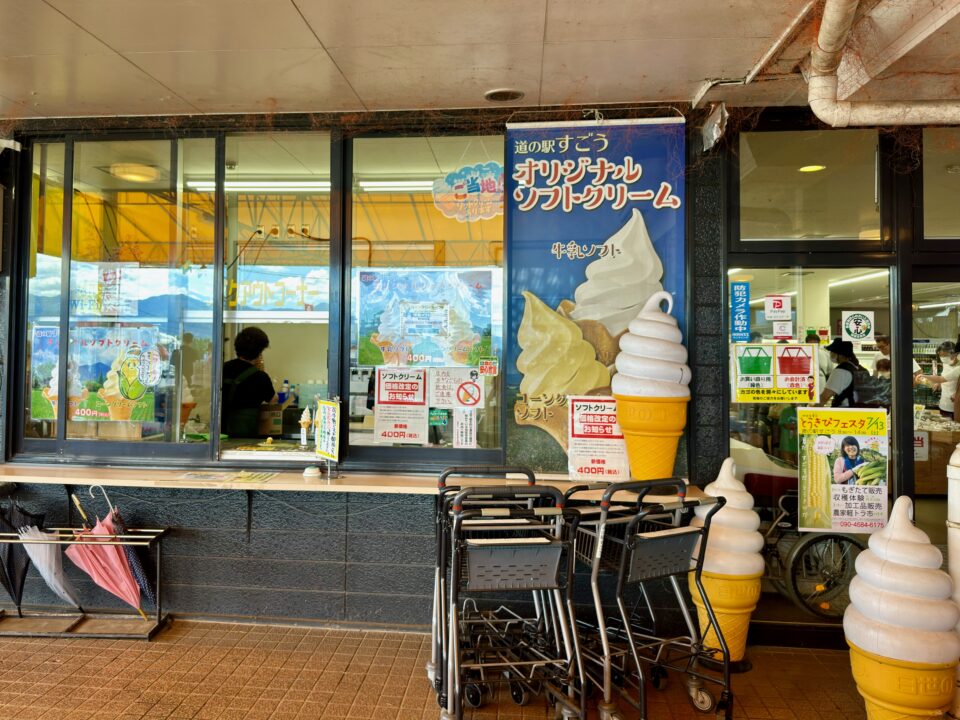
top-left (833, 436), bottom-right (866, 485)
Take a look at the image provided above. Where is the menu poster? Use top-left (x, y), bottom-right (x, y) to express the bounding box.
top-left (567, 396), bottom-right (630, 481)
top-left (374, 367), bottom-right (428, 444)
top-left (797, 407), bottom-right (888, 533)
top-left (315, 399), bottom-right (340, 461)
top-left (356, 268), bottom-right (494, 367)
top-left (732, 343), bottom-right (819, 404)
top-left (453, 409), bottom-right (477, 448)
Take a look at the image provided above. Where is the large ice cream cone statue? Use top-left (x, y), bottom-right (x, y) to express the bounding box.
top-left (688, 458), bottom-right (764, 662)
top-left (844, 496), bottom-right (960, 720)
top-left (514, 291), bottom-right (609, 451)
top-left (611, 291), bottom-right (691, 480)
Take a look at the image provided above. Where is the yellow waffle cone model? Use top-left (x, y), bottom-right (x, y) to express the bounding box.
top-left (848, 643), bottom-right (955, 720)
top-left (614, 394), bottom-right (688, 479)
top-left (688, 570), bottom-right (762, 662)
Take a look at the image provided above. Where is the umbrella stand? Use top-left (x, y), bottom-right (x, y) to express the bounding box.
top-left (0, 526), bottom-right (170, 640)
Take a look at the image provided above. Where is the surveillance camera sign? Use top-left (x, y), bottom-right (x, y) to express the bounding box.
top-left (842, 311), bottom-right (874, 343)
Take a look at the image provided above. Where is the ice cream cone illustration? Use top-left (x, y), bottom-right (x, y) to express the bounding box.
top-left (98, 349), bottom-right (141, 421)
top-left (66, 389), bottom-right (90, 420)
top-left (844, 496), bottom-right (960, 720)
top-left (688, 458), bottom-right (765, 662)
top-left (42, 387), bottom-right (58, 419)
top-left (515, 291), bottom-right (609, 450)
top-left (98, 388), bottom-right (137, 421)
top-left (611, 291), bottom-right (691, 480)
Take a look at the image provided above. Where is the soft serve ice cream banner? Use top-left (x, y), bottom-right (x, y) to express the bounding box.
top-left (506, 118), bottom-right (685, 470)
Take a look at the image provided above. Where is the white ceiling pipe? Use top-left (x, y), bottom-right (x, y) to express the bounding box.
top-left (808, 0), bottom-right (960, 126)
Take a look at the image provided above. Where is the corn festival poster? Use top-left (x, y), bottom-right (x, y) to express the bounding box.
top-left (797, 408), bottom-right (888, 533)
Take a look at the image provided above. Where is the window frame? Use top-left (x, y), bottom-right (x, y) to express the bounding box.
top-left (8, 127), bottom-right (508, 470)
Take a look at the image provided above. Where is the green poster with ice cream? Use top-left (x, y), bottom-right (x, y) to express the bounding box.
top-left (506, 119), bottom-right (687, 472)
top-left (33, 326), bottom-right (164, 422)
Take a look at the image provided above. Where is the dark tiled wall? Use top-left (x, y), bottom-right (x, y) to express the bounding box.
top-left (688, 138), bottom-right (727, 485)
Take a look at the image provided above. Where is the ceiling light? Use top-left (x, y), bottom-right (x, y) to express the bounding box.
top-left (484, 88), bottom-right (524, 102)
top-left (108, 162), bottom-right (159, 183)
top-left (186, 180), bottom-right (330, 193)
top-left (726, 268), bottom-right (743, 275)
top-left (749, 290), bottom-right (797, 306)
top-left (827, 270), bottom-right (889, 288)
top-left (358, 180), bottom-right (435, 192)
top-left (945, 164), bottom-right (960, 175)
top-left (798, 165), bottom-right (826, 173)
top-left (918, 300), bottom-right (960, 309)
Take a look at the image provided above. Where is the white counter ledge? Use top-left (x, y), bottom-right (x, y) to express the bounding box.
top-left (0, 465), bottom-right (699, 502)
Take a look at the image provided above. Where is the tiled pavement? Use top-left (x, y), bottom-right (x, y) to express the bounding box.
top-left (0, 620), bottom-right (866, 720)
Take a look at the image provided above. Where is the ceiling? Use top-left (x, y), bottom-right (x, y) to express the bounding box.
top-left (2, 0), bottom-right (959, 119)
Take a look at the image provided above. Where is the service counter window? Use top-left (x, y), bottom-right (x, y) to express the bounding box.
top-left (348, 136), bottom-right (503, 451)
top-left (23, 138), bottom-right (216, 453)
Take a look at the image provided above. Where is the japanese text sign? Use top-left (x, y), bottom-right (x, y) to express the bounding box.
top-left (732, 343), bottom-right (819, 404)
top-left (730, 282), bottom-right (750, 342)
top-left (567, 396), bottom-right (630, 481)
top-left (376, 368), bottom-right (427, 406)
top-left (428, 367), bottom-right (484, 409)
top-left (315, 399), bottom-right (340, 461)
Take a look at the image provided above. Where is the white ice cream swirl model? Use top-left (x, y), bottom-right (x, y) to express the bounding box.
top-left (690, 458), bottom-right (765, 576)
top-left (611, 291), bottom-right (691, 399)
top-left (844, 496), bottom-right (960, 664)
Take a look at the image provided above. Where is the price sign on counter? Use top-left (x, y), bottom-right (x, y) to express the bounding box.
top-left (567, 396), bottom-right (630, 481)
top-left (315, 399), bottom-right (340, 461)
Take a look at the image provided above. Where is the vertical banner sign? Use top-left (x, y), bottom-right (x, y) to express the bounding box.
top-left (315, 399), bottom-right (340, 461)
top-left (453, 409), bottom-right (477, 448)
top-left (797, 407), bottom-right (888, 533)
top-left (374, 368), bottom-right (428, 444)
top-left (730, 282), bottom-right (750, 342)
top-left (567, 396), bottom-right (630, 481)
top-left (506, 118), bottom-right (685, 469)
top-left (732, 343), bottom-right (819, 403)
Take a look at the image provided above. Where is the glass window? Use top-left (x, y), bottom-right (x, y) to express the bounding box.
top-left (24, 143), bottom-right (66, 439)
top-left (220, 132), bottom-right (331, 457)
top-left (923, 128), bottom-right (960, 240)
top-left (739, 130), bottom-right (879, 243)
top-left (65, 139), bottom-right (215, 442)
top-left (911, 280), bottom-right (960, 495)
top-left (349, 136), bottom-right (504, 450)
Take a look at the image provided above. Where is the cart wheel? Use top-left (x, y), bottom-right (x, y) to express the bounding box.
top-left (436, 692), bottom-right (447, 708)
top-left (786, 533), bottom-right (865, 618)
top-left (464, 683), bottom-right (485, 708)
top-left (651, 665), bottom-right (669, 691)
top-left (715, 690), bottom-right (732, 719)
top-left (510, 682), bottom-right (531, 706)
top-left (688, 686), bottom-right (715, 713)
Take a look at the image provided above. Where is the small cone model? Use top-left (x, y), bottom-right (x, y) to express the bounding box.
top-left (843, 496), bottom-right (960, 720)
top-left (611, 291), bottom-right (691, 479)
top-left (688, 458), bottom-right (764, 662)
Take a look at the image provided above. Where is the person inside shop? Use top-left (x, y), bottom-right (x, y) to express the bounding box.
top-left (819, 339), bottom-right (861, 407)
top-left (805, 331), bottom-right (831, 401)
top-left (221, 327), bottom-right (277, 437)
top-left (873, 333), bottom-right (924, 384)
top-left (918, 341), bottom-right (960, 419)
top-left (833, 436), bottom-right (866, 484)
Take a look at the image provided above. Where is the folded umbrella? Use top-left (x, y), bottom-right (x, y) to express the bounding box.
top-left (17, 526), bottom-right (83, 611)
top-left (111, 508), bottom-right (156, 608)
top-left (0, 501), bottom-right (44, 617)
top-left (65, 513), bottom-right (146, 621)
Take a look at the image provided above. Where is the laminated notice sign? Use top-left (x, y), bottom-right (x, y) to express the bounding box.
top-left (315, 399), bottom-right (340, 461)
top-left (374, 368), bottom-right (428, 444)
top-left (567, 396), bottom-right (630, 481)
top-left (453, 408), bottom-right (477, 448)
top-left (428, 367), bottom-right (484, 409)
top-left (797, 407), bottom-right (888, 533)
top-left (732, 343), bottom-right (819, 404)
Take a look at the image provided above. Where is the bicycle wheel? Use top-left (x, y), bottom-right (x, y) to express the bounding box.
top-left (785, 533), bottom-right (865, 619)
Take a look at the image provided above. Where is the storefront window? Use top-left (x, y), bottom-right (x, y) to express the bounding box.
top-left (24, 143), bottom-right (66, 439)
top-left (349, 136), bottom-right (503, 450)
top-left (728, 266), bottom-right (890, 622)
top-left (739, 130), bottom-right (880, 243)
top-left (62, 139), bottom-right (215, 442)
top-left (923, 128), bottom-right (960, 240)
top-left (219, 132), bottom-right (331, 458)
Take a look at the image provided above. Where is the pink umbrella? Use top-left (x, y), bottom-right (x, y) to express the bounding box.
top-left (65, 513), bottom-right (146, 620)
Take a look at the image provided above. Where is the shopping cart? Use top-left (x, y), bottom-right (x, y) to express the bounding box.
top-left (569, 479), bottom-right (732, 720)
top-left (426, 465), bottom-right (536, 707)
top-left (439, 484), bottom-right (584, 720)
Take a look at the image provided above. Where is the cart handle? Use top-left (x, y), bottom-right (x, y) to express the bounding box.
top-left (625, 495), bottom-right (726, 539)
top-left (438, 465), bottom-right (536, 488)
top-left (600, 478), bottom-right (687, 505)
top-left (451, 484), bottom-right (563, 511)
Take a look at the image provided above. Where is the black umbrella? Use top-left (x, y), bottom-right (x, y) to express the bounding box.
top-left (0, 500), bottom-right (44, 617)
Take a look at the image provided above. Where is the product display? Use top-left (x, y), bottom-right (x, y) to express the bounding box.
top-left (688, 457), bottom-right (765, 662)
top-left (844, 496), bottom-right (960, 720)
top-left (612, 290), bottom-right (690, 479)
